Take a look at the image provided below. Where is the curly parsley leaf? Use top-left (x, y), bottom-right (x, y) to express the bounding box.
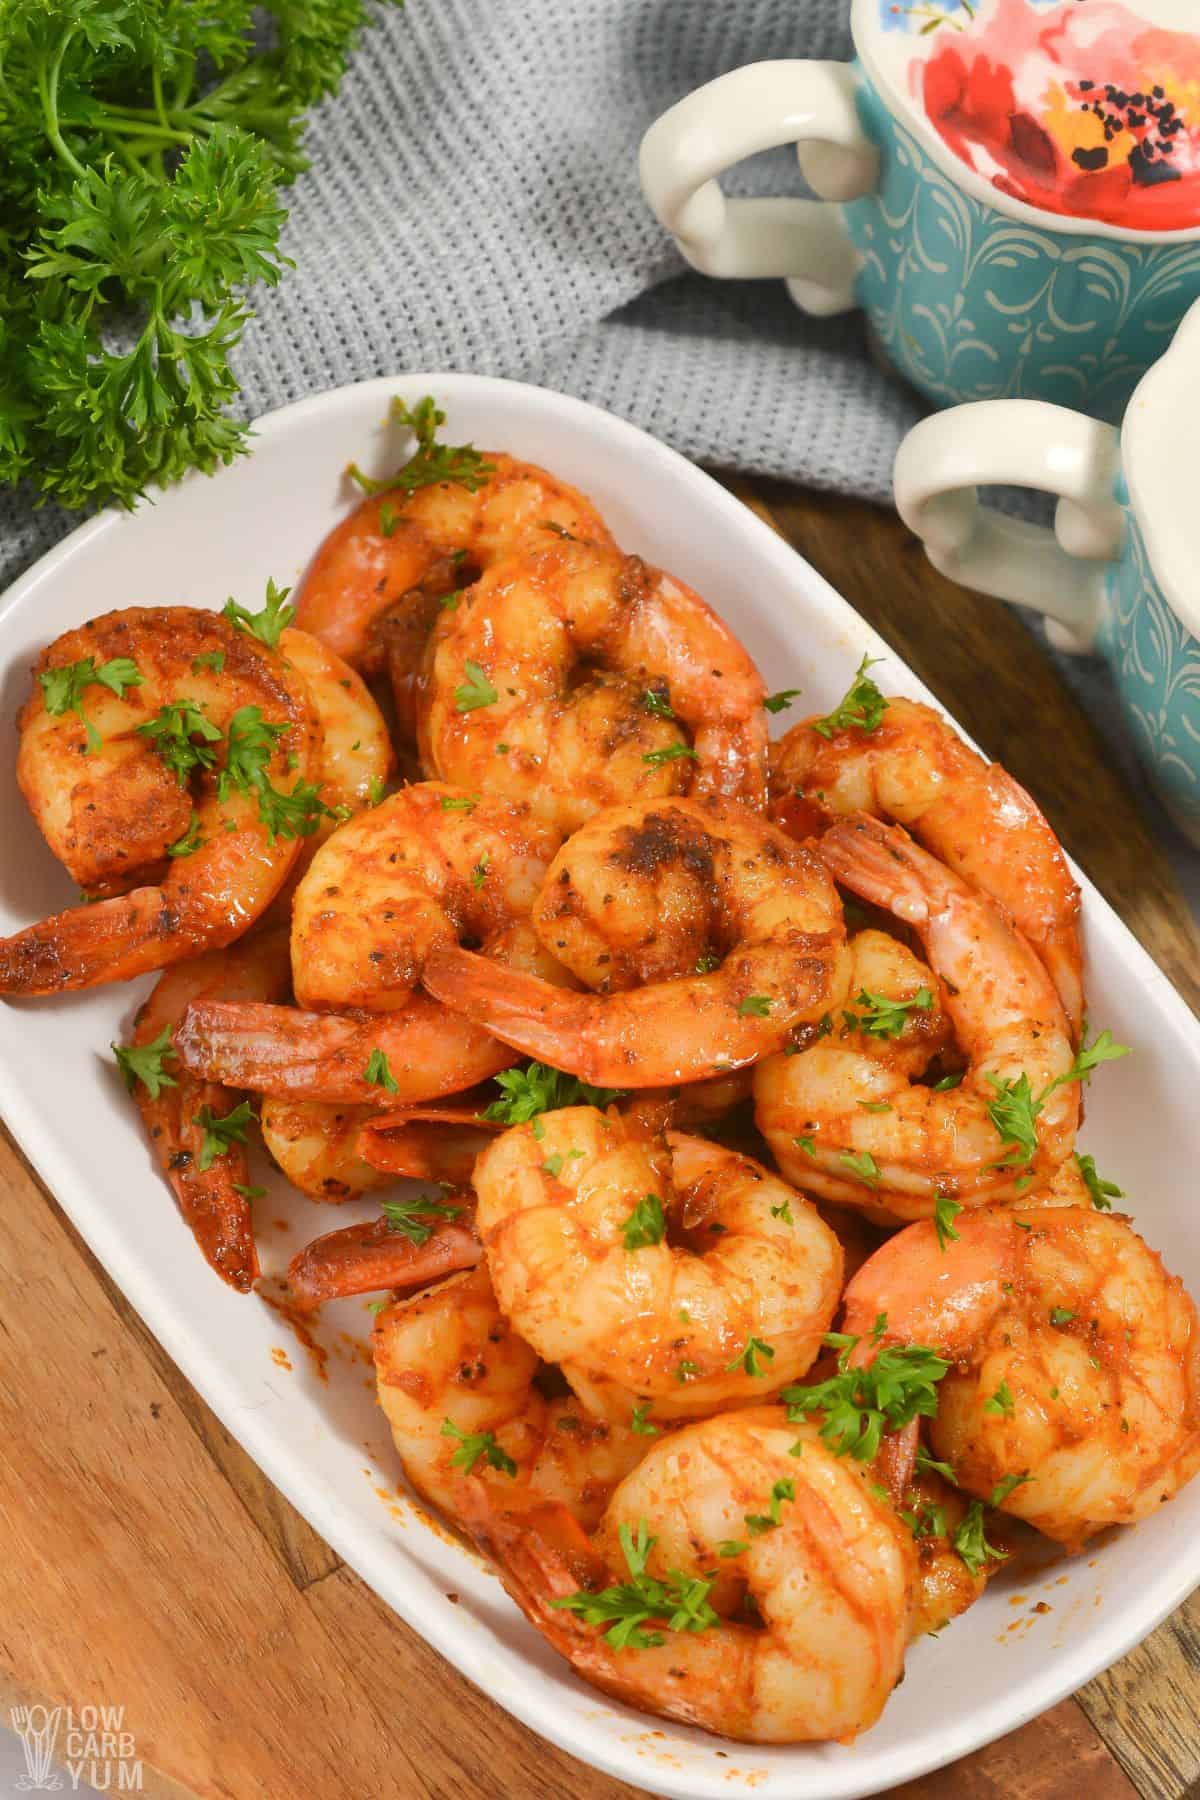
top-left (934, 1194), bottom-right (962, 1252)
top-left (382, 1192), bottom-right (464, 1247)
top-left (39, 655), bottom-right (143, 751)
top-left (550, 1519), bottom-right (720, 1651)
top-left (623, 1194), bottom-right (666, 1251)
top-left (812, 655), bottom-right (888, 739)
top-left (223, 579), bottom-right (295, 650)
top-left (454, 660), bottom-right (497, 714)
top-left (643, 743), bottom-right (698, 768)
top-left (763, 688), bottom-right (802, 715)
top-left (480, 1061), bottom-right (625, 1125)
top-left (727, 1336), bottom-right (775, 1378)
top-left (440, 1419), bottom-right (517, 1478)
top-left (194, 1099), bottom-right (256, 1171)
top-left (137, 700), bottom-right (222, 786)
top-left (1075, 1151), bottom-right (1123, 1211)
top-left (112, 1025), bottom-right (178, 1100)
top-left (166, 810), bottom-right (205, 858)
top-left (845, 986), bottom-right (932, 1041)
top-left (783, 1322), bottom-right (948, 1462)
top-left (349, 396), bottom-right (495, 500)
top-left (952, 1501), bottom-right (1007, 1577)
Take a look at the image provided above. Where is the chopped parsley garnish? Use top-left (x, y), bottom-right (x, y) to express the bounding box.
top-left (440, 794), bottom-right (476, 812)
top-left (643, 744), bottom-right (699, 768)
top-left (549, 1519), bottom-right (719, 1651)
top-left (901, 1500), bottom-right (947, 1540)
top-left (738, 994), bottom-right (772, 1018)
top-left (218, 705), bottom-right (288, 798)
top-left (194, 1100), bottom-right (256, 1172)
top-left (934, 1194), bottom-right (962, 1252)
top-left (630, 1404), bottom-right (659, 1437)
top-left (256, 777), bottom-right (341, 844)
top-left (840, 1149), bottom-right (881, 1188)
top-left (232, 1183), bottom-right (267, 1201)
top-left (675, 1360), bottom-right (700, 1384)
top-left (191, 651), bottom-right (226, 674)
top-left (222, 578), bottom-right (295, 650)
top-left (718, 1539), bottom-right (749, 1558)
top-left (695, 952), bottom-right (722, 975)
top-left (622, 1194), bottom-right (666, 1250)
top-left (541, 1154), bottom-right (564, 1178)
top-left (364, 1049), bottom-right (400, 1093)
top-left (845, 986), bottom-right (932, 1041)
top-left (1075, 1151), bottom-right (1123, 1211)
top-left (440, 1419), bottom-right (517, 1477)
top-left (727, 1336), bottom-right (775, 1378)
top-left (990, 1472), bottom-right (1033, 1507)
top-left (983, 1380), bottom-right (1015, 1418)
top-left (763, 688), bottom-right (802, 715)
top-left (744, 1478), bottom-right (794, 1535)
top-left (165, 811), bottom-right (205, 859)
top-left (783, 1317), bottom-right (948, 1461)
top-left (914, 1446), bottom-right (956, 1484)
top-left (794, 1135), bottom-right (816, 1157)
top-left (952, 1502), bottom-right (1007, 1577)
top-left (349, 397), bottom-right (495, 499)
top-left (367, 775), bottom-right (387, 808)
top-left (471, 853), bottom-right (489, 890)
top-left (812, 654), bottom-right (888, 740)
top-left (1049, 1308), bottom-right (1074, 1328)
top-left (40, 654), bottom-right (144, 752)
top-left (454, 660), bottom-right (498, 713)
top-left (378, 502), bottom-right (399, 538)
top-left (770, 1198), bottom-right (794, 1225)
top-left (480, 1061), bottom-right (624, 1124)
top-left (381, 1192), bottom-right (464, 1245)
top-left (642, 687), bottom-right (675, 719)
top-left (136, 699), bottom-right (222, 785)
top-left (986, 1029), bottom-right (1131, 1165)
top-left (112, 1025), bottom-right (178, 1100)
top-left (932, 1068), bottom-right (965, 1092)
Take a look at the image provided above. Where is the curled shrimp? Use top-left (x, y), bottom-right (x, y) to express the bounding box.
top-left (374, 1266), bottom-right (651, 1531)
top-left (279, 626), bottom-right (392, 836)
top-left (358, 1103), bottom-right (501, 1186)
top-left (174, 783), bottom-right (573, 1100)
top-left (260, 1098), bottom-right (391, 1201)
top-left (770, 694), bottom-right (1083, 1037)
top-left (420, 541), bottom-right (768, 828)
top-left (425, 798), bottom-right (846, 1087)
top-left (290, 782), bottom-right (561, 1012)
top-left (473, 1110), bottom-right (843, 1420)
top-left (294, 452), bottom-right (614, 672)
top-left (1, 609), bottom-right (316, 994)
top-left (842, 1207), bottom-right (1200, 1549)
top-left (756, 816), bottom-right (1079, 1220)
top-left (461, 1406), bottom-right (915, 1744)
top-left (287, 1202), bottom-right (482, 1309)
top-left (119, 926), bottom-right (291, 1291)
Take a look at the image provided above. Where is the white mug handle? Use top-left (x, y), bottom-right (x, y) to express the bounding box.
top-left (894, 400), bottom-right (1125, 654)
top-left (639, 61), bottom-right (879, 318)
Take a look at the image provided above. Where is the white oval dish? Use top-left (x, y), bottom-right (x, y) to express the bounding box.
top-left (1, 375), bottom-right (1198, 1799)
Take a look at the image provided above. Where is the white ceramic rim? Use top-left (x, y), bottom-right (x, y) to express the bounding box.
top-left (2, 373), bottom-right (1200, 1799)
top-left (852, 0), bottom-right (1200, 243)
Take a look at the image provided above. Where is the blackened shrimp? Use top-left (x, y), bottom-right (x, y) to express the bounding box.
top-left (419, 541), bottom-right (768, 828)
top-left (424, 798), bottom-right (846, 1088)
top-left (1, 608), bottom-right (316, 994)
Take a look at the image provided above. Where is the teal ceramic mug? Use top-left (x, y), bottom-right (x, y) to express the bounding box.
top-left (894, 296), bottom-right (1200, 844)
top-left (639, 0), bottom-right (1200, 423)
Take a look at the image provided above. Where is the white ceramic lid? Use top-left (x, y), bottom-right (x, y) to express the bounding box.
top-left (854, 0), bottom-right (1200, 241)
top-left (1123, 296), bottom-right (1200, 640)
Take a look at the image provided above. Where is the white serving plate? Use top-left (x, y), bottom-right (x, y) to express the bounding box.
top-left (1, 376), bottom-right (1197, 1800)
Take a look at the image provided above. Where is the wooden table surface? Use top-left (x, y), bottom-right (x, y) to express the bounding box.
top-left (2, 479), bottom-right (1198, 1800)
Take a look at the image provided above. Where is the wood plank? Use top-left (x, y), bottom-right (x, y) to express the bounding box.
top-left (889, 1698), bottom-right (1139, 1800)
top-left (1076, 1597), bottom-right (1200, 1800)
top-left (733, 479), bottom-right (1200, 1015)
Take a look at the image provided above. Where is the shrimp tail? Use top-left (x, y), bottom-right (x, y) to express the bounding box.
top-left (287, 1211), bottom-right (481, 1310)
top-left (0, 888), bottom-right (216, 996)
top-left (136, 1077), bottom-right (260, 1292)
top-left (174, 997), bottom-right (516, 1101)
top-left (423, 946), bottom-right (601, 1072)
top-left (817, 815), bottom-right (943, 925)
top-left (357, 1103), bottom-right (503, 1183)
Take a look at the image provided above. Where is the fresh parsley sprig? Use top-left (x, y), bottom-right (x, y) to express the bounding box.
top-left (782, 1316), bottom-right (949, 1462)
top-left (550, 1520), bottom-right (720, 1651)
top-left (480, 1061), bottom-right (625, 1125)
top-left (985, 1028), bottom-right (1130, 1167)
top-left (113, 1025), bottom-right (178, 1100)
top-left (194, 1099), bottom-right (256, 1172)
top-left (812, 655), bottom-right (888, 740)
top-left (39, 655), bottom-right (143, 752)
top-left (348, 397), bottom-right (495, 500)
top-left (381, 1193), bottom-right (464, 1247)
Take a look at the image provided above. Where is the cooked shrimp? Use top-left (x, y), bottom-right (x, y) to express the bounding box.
top-left (899, 1468), bottom-right (990, 1637)
top-left (279, 626), bottom-right (392, 833)
top-left (374, 1266), bottom-right (650, 1530)
top-left (1, 608), bottom-right (316, 993)
top-left (173, 990), bottom-right (517, 1103)
top-left (420, 541), bottom-right (768, 828)
top-left (290, 782), bottom-right (560, 1012)
top-left (425, 798), bottom-right (846, 1087)
top-left (294, 452), bottom-right (614, 672)
top-left (462, 1407), bottom-right (915, 1744)
top-left (842, 1207), bottom-right (1200, 1548)
top-left (260, 1098), bottom-right (390, 1201)
top-left (770, 694), bottom-right (1083, 1037)
top-left (755, 816), bottom-right (1079, 1220)
top-left (473, 1111), bottom-right (843, 1420)
top-left (119, 926), bottom-right (291, 1291)
top-left (287, 1201), bottom-right (483, 1309)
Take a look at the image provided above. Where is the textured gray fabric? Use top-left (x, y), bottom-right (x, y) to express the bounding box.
top-left (1, 0), bottom-right (1195, 897)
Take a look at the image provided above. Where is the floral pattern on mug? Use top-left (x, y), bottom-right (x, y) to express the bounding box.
top-left (904, 0), bottom-right (1200, 228)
